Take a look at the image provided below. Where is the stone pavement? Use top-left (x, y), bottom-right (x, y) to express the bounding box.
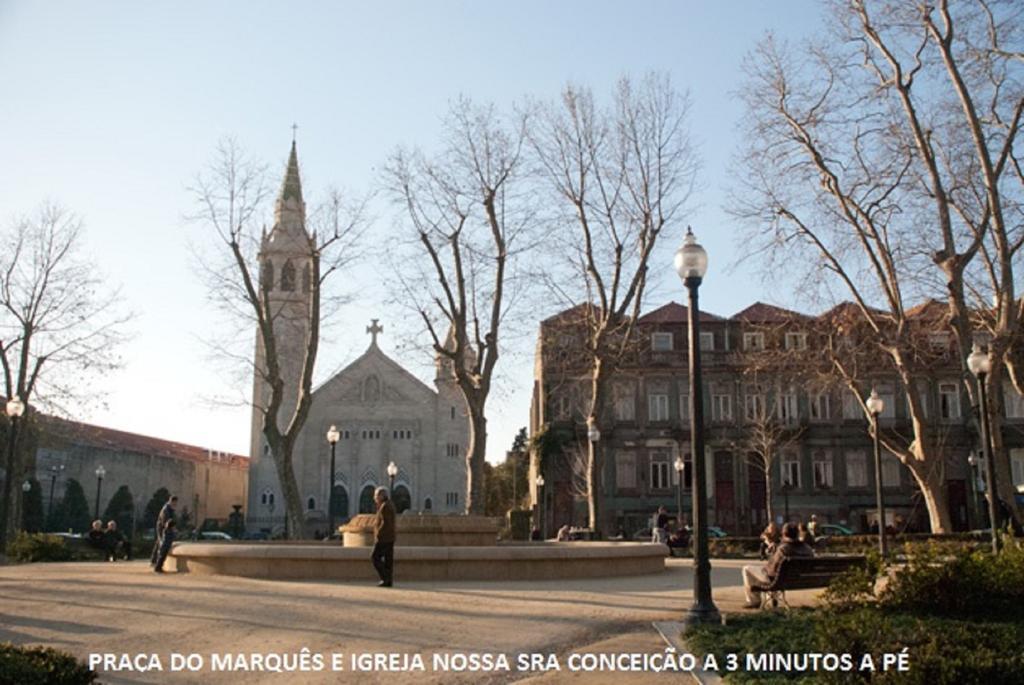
top-left (0, 557), bottom-right (823, 684)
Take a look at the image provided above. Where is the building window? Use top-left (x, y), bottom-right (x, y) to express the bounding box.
top-left (678, 392), bottom-right (691, 421)
top-left (1011, 449), bottom-right (1024, 489)
top-left (424, 497), bottom-right (433, 511)
top-left (613, 382), bottom-right (636, 422)
top-left (651, 332), bottom-right (673, 351)
top-left (451, 406), bottom-right (456, 420)
top-left (845, 451), bottom-right (868, 488)
top-left (810, 391), bottom-right (830, 421)
top-left (446, 443), bottom-right (461, 458)
top-left (712, 392), bottom-right (732, 421)
top-left (777, 390), bottom-right (798, 423)
top-left (785, 332), bottom-right (807, 351)
top-left (615, 451), bottom-right (637, 489)
top-left (676, 452), bottom-right (693, 489)
top-left (743, 332), bottom-right (764, 351)
top-left (744, 385), bottom-right (765, 422)
top-left (280, 260), bottom-right (296, 291)
top-left (916, 386), bottom-right (929, 419)
top-left (649, 452), bottom-right (670, 490)
top-left (812, 451), bottom-right (833, 489)
top-left (307, 497), bottom-right (316, 511)
top-left (842, 391), bottom-right (862, 420)
top-left (554, 393), bottom-right (572, 420)
top-left (261, 260), bottom-right (275, 291)
top-left (939, 382), bottom-right (960, 420)
top-left (446, 492), bottom-right (459, 507)
top-left (781, 456), bottom-right (801, 488)
top-left (928, 331), bottom-right (950, 352)
top-left (877, 384), bottom-right (896, 419)
top-left (648, 393), bottom-right (670, 422)
top-left (700, 331), bottom-right (714, 351)
top-left (1004, 385), bottom-right (1024, 419)
top-left (881, 452), bottom-right (901, 488)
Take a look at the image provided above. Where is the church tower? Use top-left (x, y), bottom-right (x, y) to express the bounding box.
top-left (247, 140), bottom-right (316, 530)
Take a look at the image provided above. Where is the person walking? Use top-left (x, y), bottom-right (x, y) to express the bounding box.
top-left (153, 519), bottom-right (178, 573)
top-left (371, 487), bottom-right (396, 587)
top-left (150, 495), bottom-right (178, 566)
top-left (651, 506), bottom-right (669, 544)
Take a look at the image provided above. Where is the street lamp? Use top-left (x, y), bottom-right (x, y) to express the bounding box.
top-left (326, 425), bottom-right (340, 535)
top-left (674, 455), bottom-right (685, 524)
top-left (387, 460), bottom-right (398, 493)
top-left (536, 474), bottom-right (546, 540)
top-left (48, 464), bottom-right (64, 522)
top-left (674, 226), bottom-right (720, 628)
top-left (94, 465), bottom-right (106, 520)
top-left (866, 389), bottom-right (887, 556)
top-left (1, 396), bottom-right (26, 547)
top-left (585, 415), bottom-right (600, 535)
top-left (968, 343), bottom-right (1000, 553)
top-left (967, 453), bottom-right (983, 530)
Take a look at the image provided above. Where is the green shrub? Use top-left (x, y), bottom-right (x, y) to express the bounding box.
top-left (5, 532), bottom-right (73, 563)
top-left (0, 643), bottom-right (97, 685)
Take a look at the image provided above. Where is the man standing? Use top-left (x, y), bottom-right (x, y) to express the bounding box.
top-left (741, 522), bottom-right (814, 608)
top-left (150, 495), bottom-right (178, 566)
top-left (371, 487), bottom-right (396, 587)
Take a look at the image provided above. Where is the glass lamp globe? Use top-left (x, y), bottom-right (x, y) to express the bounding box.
top-left (536, 474), bottom-right (545, 488)
top-left (866, 389), bottom-right (885, 416)
top-left (587, 422), bottom-right (601, 443)
top-left (6, 396), bottom-right (25, 417)
top-left (387, 461), bottom-right (398, 477)
top-left (673, 227), bottom-right (709, 281)
top-left (95, 465), bottom-right (106, 479)
top-left (675, 456), bottom-right (685, 473)
top-left (22, 480), bottom-right (31, 492)
top-left (967, 343), bottom-right (992, 377)
top-left (326, 425), bottom-right (340, 444)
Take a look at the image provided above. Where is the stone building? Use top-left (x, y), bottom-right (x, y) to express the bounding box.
top-left (245, 142), bottom-right (469, 536)
top-left (529, 301), bottom-right (1024, 537)
top-left (28, 416), bottom-right (248, 533)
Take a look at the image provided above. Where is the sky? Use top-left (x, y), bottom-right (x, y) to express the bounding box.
top-left (0, 1), bottom-right (824, 461)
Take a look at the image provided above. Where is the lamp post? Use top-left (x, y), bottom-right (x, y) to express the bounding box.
top-left (674, 455), bottom-right (685, 525)
top-left (48, 464), bottom-right (64, 522)
top-left (587, 416), bottom-right (600, 534)
top-left (968, 343), bottom-right (1000, 553)
top-left (866, 389), bottom-right (887, 557)
top-left (675, 226), bottom-right (720, 628)
top-left (967, 453), bottom-right (983, 530)
top-left (1, 396), bottom-right (26, 547)
top-left (326, 425), bottom-right (340, 535)
top-left (21, 480), bottom-right (31, 531)
top-left (536, 474), bottom-right (546, 540)
top-left (94, 465), bottom-right (106, 520)
top-left (782, 481), bottom-right (790, 522)
top-left (387, 460), bottom-right (398, 494)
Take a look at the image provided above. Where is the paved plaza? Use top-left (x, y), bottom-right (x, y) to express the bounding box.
top-left (0, 557), bottom-right (822, 684)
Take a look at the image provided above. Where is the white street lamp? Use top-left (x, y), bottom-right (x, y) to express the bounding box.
top-left (326, 425), bottom-right (340, 534)
top-left (968, 342), bottom-right (1000, 552)
top-left (865, 389), bottom-right (885, 416)
top-left (387, 460), bottom-right (398, 492)
top-left (6, 397), bottom-right (25, 418)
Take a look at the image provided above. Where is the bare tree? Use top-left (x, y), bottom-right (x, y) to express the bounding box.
top-left (189, 138), bottom-right (366, 537)
top-left (384, 99), bottom-right (533, 514)
top-left (529, 74), bottom-right (699, 535)
top-left (731, 1), bottom-right (1024, 531)
top-left (0, 203), bottom-right (129, 545)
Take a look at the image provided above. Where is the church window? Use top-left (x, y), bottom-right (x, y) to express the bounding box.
top-left (424, 497), bottom-right (432, 511)
top-left (307, 497), bottom-right (316, 511)
top-left (375, 430), bottom-right (381, 439)
top-left (393, 430), bottom-right (397, 439)
top-left (280, 260), bottom-right (296, 291)
top-left (302, 263), bottom-right (312, 293)
top-left (446, 492), bottom-right (459, 507)
top-left (263, 445), bottom-right (270, 456)
top-left (343, 430), bottom-right (350, 439)
top-left (261, 260), bottom-right (274, 292)
top-left (361, 430), bottom-right (367, 439)
top-left (451, 406), bottom-right (456, 420)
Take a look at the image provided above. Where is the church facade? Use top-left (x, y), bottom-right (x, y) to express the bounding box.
top-left (245, 142), bottom-right (469, 536)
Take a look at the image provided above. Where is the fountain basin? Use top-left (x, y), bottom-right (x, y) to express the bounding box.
top-left (169, 541), bottom-right (666, 581)
top-left (339, 513), bottom-right (500, 547)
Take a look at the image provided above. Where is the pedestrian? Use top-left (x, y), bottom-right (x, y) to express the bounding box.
top-left (807, 514), bottom-right (818, 538)
top-left (371, 487), bottom-right (396, 587)
top-left (153, 519), bottom-right (177, 573)
top-left (651, 505), bottom-right (669, 544)
top-left (758, 522), bottom-right (780, 560)
top-left (150, 495), bottom-right (178, 566)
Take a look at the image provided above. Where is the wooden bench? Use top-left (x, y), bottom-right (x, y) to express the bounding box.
top-left (752, 555), bottom-right (867, 608)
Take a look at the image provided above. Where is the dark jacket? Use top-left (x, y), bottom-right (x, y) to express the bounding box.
top-left (374, 500), bottom-right (396, 544)
top-left (764, 539), bottom-right (814, 579)
top-left (157, 503), bottom-right (176, 533)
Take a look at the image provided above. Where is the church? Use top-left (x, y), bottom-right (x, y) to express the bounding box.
top-left (245, 142), bottom-right (469, 536)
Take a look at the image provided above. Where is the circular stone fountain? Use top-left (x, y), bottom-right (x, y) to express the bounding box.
top-left (169, 514), bottom-right (667, 581)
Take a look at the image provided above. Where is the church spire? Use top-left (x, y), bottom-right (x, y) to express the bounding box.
top-left (278, 139), bottom-right (304, 207)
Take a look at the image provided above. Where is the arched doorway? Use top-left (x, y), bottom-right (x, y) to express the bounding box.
top-left (393, 485), bottom-right (411, 514)
top-left (423, 497), bottom-right (433, 512)
top-left (330, 485), bottom-right (349, 523)
top-left (359, 485), bottom-right (376, 514)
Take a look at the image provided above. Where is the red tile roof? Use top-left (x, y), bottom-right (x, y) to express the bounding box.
top-left (44, 415), bottom-right (249, 467)
top-left (732, 302), bottom-right (807, 323)
top-left (639, 301), bottom-right (722, 324)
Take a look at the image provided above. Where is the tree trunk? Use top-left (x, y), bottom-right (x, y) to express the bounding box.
top-left (465, 404), bottom-right (487, 515)
top-left (587, 359), bottom-right (610, 537)
top-left (903, 445), bottom-right (953, 534)
top-left (764, 468), bottom-right (774, 529)
top-left (268, 440), bottom-right (304, 539)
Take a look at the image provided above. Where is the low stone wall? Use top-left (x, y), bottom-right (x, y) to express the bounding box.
top-left (340, 514), bottom-right (500, 547)
top-left (169, 541), bottom-right (666, 581)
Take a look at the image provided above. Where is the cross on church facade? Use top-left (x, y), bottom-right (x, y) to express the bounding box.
top-left (367, 319), bottom-right (384, 345)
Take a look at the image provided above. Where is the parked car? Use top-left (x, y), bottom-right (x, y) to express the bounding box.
top-left (197, 531), bottom-right (233, 541)
top-left (707, 526), bottom-right (728, 538)
top-left (818, 523), bottom-right (854, 537)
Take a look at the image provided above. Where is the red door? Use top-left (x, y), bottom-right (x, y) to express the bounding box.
top-left (714, 451), bottom-right (736, 530)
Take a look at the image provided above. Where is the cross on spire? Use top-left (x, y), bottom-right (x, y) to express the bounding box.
top-left (291, 122), bottom-right (298, 142)
top-left (367, 319), bottom-right (384, 346)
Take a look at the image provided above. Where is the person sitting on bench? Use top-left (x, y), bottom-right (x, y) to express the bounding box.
top-left (742, 522), bottom-right (814, 608)
top-left (86, 520), bottom-right (107, 553)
